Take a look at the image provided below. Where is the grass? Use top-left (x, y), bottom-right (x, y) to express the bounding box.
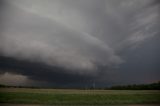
top-left (0, 88), bottom-right (160, 105)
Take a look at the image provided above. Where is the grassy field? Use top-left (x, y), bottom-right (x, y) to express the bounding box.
top-left (0, 88), bottom-right (160, 105)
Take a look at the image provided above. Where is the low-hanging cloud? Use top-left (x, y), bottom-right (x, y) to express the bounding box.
top-left (0, 0), bottom-right (123, 74)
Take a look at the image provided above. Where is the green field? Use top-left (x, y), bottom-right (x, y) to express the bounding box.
top-left (0, 88), bottom-right (160, 105)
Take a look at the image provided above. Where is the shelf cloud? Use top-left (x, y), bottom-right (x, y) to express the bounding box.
top-left (0, 0), bottom-right (160, 87)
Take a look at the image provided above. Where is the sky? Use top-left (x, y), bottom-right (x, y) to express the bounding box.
top-left (0, 0), bottom-right (160, 87)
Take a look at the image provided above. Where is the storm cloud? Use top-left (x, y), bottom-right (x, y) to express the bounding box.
top-left (0, 0), bottom-right (160, 87)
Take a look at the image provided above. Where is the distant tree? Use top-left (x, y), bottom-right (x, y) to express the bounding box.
top-left (0, 84), bottom-right (6, 88)
top-left (110, 81), bottom-right (160, 90)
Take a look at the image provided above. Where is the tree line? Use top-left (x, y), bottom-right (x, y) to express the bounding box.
top-left (0, 81), bottom-right (160, 90)
top-left (109, 81), bottom-right (160, 90)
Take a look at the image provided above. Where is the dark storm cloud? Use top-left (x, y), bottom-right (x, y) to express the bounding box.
top-left (0, 56), bottom-right (99, 87)
top-left (113, 35), bottom-right (160, 85)
top-left (0, 0), bottom-right (160, 86)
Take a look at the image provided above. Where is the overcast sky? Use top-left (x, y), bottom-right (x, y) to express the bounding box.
top-left (0, 0), bottom-right (160, 87)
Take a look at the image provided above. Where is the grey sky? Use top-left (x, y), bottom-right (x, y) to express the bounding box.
top-left (0, 0), bottom-right (160, 87)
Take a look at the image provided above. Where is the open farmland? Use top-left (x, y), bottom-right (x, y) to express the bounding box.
top-left (0, 88), bottom-right (160, 105)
